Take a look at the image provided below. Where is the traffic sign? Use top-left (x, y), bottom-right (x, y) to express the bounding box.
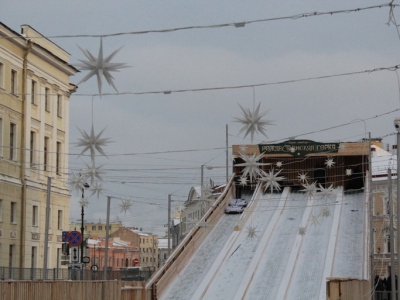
top-left (91, 265), bottom-right (98, 272)
top-left (71, 246), bottom-right (80, 262)
top-left (62, 231), bottom-right (70, 242)
top-left (82, 256), bottom-right (90, 263)
top-left (67, 231), bottom-right (82, 246)
top-left (133, 258), bottom-right (139, 265)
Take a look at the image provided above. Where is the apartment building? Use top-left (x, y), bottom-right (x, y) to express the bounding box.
top-left (0, 23), bottom-right (77, 268)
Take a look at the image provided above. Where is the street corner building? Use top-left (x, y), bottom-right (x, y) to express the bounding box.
top-left (0, 23), bottom-right (78, 271)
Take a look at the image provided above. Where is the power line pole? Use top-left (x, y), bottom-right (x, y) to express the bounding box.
top-left (389, 169), bottom-right (396, 300)
top-left (226, 124), bottom-right (229, 184)
top-left (168, 194), bottom-right (171, 256)
top-left (104, 196), bottom-right (111, 280)
top-left (396, 124), bottom-right (400, 300)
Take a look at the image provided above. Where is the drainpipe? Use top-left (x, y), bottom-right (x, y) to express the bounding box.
top-left (20, 39), bottom-right (34, 268)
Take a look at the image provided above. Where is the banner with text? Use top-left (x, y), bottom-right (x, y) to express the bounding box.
top-left (258, 140), bottom-right (340, 157)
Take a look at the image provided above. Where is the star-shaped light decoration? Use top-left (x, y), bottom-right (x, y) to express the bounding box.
top-left (76, 125), bottom-right (112, 162)
top-left (120, 199), bottom-right (132, 214)
top-left (310, 215), bottom-right (319, 226)
top-left (298, 227), bottom-right (306, 236)
top-left (69, 172), bottom-right (87, 195)
top-left (83, 162), bottom-right (106, 185)
top-left (239, 176), bottom-right (248, 186)
top-left (75, 39), bottom-right (129, 95)
top-left (318, 184), bottom-right (336, 201)
top-left (90, 182), bottom-right (105, 199)
top-left (260, 169), bottom-right (285, 193)
top-left (246, 225), bottom-right (258, 239)
top-left (298, 172), bottom-right (309, 184)
top-left (233, 102), bottom-right (273, 144)
top-left (322, 207), bottom-right (331, 217)
top-left (79, 198), bottom-right (89, 208)
top-left (276, 161), bottom-right (283, 168)
top-left (325, 157), bottom-right (335, 168)
top-left (239, 145), bottom-right (247, 152)
top-left (346, 169), bottom-right (353, 176)
top-left (301, 182), bottom-right (317, 199)
top-left (290, 147), bottom-right (296, 153)
top-left (235, 152), bottom-right (270, 182)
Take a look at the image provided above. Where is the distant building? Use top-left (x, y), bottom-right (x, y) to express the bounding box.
top-left (110, 227), bottom-right (159, 268)
top-left (371, 144), bottom-right (399, 278)
top-left (0, 23), bottom-right (77, 269)
top-left (69, 221), bottom-right (123, 238)
top-left (86, 236), bottom-right (138, 270)
top-left (158, 238), bottom-right (170, 267)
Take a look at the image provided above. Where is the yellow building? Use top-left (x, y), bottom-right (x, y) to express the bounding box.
top-left (0, 23), bottom-right (77, 269)
top-left (69, 221), bottom-right (123, 238)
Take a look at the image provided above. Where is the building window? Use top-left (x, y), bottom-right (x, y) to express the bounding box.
top-left (57, 210), bottom-right (63, 230)
top-left (56, 142), bottom-right (62, 175)
top-left (31, 80), bottom-right (36, 104)
top-left (92, 226), bottom-right (96, 231)
top-left (98, 226), bottom-right (102, 230)
top-left (57, 95), bottom-right (62, 117)
top-left (31, 246), bottom-right (37, 268)
top-left (11, 69), bottom-right (17, 95)
top-left (9, 123), bottom-right (16, 161)
top-left (30, 131), bottom-right (36, 166)
top-left (44, 137), bottom-right (49, 171)
top-left (9, 245), bottom-right (15, 268)
top-left (45, 88), bottom-right (50, 112)
top-left (10, 202), bottom-right (16, 224)
top-left (32, 205), bottom-right (38, 226)
top-left (0, 62), bottom-right (4, 89)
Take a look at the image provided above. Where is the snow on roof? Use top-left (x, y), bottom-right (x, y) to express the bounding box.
top-left (158, 238), bottom-right (170, 248)
top-left (372, 154), bottom-right (397, 181)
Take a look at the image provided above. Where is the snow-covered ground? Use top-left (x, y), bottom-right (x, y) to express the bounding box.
top-left (161, 188), bottom-right (367, 300)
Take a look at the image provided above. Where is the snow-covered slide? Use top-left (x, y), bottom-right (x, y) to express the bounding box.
top-left (192, 187), bottom-right (290, 300)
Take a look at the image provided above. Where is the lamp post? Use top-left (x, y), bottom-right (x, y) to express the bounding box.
top-left (394, 118), bottom-right (400, 299)
top-left (80, 181), bottom-right (90, 265)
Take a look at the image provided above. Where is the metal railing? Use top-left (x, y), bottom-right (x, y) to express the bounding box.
top-left (0, 266), bottom-right (154, 281)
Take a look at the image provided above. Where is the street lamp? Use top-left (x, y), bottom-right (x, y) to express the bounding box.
top-left (394, 118), bottom-right (400, 299)
top-left (80, 180), bottom-right (90, 266)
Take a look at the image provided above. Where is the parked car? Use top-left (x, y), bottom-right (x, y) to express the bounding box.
top-left (225, 205), bottom-right (244, 214)
top-left (229, 199), bottom-right (248, 207)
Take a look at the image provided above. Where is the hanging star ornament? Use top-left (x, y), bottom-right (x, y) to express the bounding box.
top-left (298, 172), bottom-right (309, 184)
top-left (346, 169), bottom-right (353, 176)
top-left (76, 125), bottom-right (112, 162)
top-left (322, 207), bottom-right (331, 217)
top-left (260, 169), bottom-right (285, 193)
top-left (276, 161), bottom-right (283, 168)
top-left (301, 181), bottom-right (318, 199)
top-left (311, 215), bottom-right (319, 226)
top-left (83, 162), bottom-right (106, 185)
top-left (79, 198), bottom-right (89, 208)
top-left (69, 172), bottom-right (87, 194)
top-left (235, 152), bottom-right (270, 182)
top-left (246, 225), bottom-right (258, 239)
top-left (90, 182), bottom-right (105, 199)
top-left (318, 184), bottom-right (336, 201)
top-left (298, 227), bottom-right (306, 236)
top-left (325, 157), bottom-right (335, 168)
top-left (120, 199), bottom-right (132, 214)
top-left (239, 176), bottom-right (248, 186)
top-left (75, 38), bottom-right (129, 95)
top-left (233, 102), bottom-right (273, 144)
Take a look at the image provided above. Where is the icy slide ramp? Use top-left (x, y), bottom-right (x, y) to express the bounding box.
top-left (161, 187), bottom-right (368, 300)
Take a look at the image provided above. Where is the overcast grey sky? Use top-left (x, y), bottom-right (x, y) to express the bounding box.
top-left (2, 1), bottom-right (400, 235)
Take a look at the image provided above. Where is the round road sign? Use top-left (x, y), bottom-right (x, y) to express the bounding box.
top-left (67, 231), bottom-right (82, 246)
top-left (133, 258), bottom-right (139, 265)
